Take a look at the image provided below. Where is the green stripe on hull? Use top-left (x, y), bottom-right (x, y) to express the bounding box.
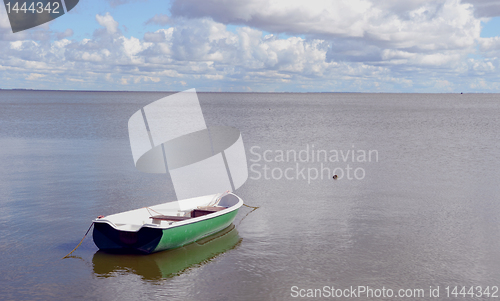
top-left (153, 209), bottom-right (239, 253)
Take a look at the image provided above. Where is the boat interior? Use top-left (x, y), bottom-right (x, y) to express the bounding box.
top-left (97, 193), bottom-right (241, 231)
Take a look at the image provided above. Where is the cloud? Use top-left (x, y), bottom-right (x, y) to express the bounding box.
top-left (167, 0), bottom-right (488, 83)
top-left (104, 0), bottom-right (144, 8)
top-left (170, 0), bottom-right (479, 49)
top-left (26, 73), bottom-right (46, 80)
top-left (0, 7), bottom-right (499, 92)
top-left (96, 13), bottom-right (119, 34)
top-left (57, 29), bottom-right (74, 40)
top-left (0, 14), bottom-right (344, 90)
top-left (146, 14), bottom-right (171, 26)
top-left (462, 0), bottom-right (500, 17)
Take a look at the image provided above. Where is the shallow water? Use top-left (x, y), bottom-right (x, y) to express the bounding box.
top-left (0, 91), bottom-right (499, 300)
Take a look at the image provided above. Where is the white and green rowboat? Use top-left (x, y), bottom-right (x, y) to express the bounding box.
top-left (93, 192), bottom-right (243, 254)
top-left (92, 89), bottom-right (249, 254)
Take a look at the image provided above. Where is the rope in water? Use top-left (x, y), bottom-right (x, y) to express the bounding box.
top-left (62, 222), bottom-right (94, 259)
top-left (242, 203), bottom-right (259, 209)
top-left (237, 203), bottom-right (259, 226)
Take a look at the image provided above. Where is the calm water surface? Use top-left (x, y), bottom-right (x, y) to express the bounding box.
top-left (0, 91), bottom-right (499, 300)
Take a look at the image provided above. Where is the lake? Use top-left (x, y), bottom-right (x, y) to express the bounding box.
top-left (0, 91), bottom-right (499, 300)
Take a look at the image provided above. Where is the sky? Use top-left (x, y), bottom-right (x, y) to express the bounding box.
top-left (1, 0), bottom-right (500, 92)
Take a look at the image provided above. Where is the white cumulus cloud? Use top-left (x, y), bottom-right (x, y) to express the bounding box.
top-left (96, 13), bottom-right (119, 34)
top-left (1, 3), bottom-right (500, 92)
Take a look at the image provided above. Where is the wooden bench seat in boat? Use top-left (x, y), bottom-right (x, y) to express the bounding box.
top-left (148, 206), bottom-right (227, 222)
top-left (149, 215), bottom-right (192, 221)
top-left (191, 206), bottom-right (226, 217)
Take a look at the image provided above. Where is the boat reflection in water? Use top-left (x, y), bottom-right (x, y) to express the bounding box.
top-left (92, 224), bottom-right (241, 280)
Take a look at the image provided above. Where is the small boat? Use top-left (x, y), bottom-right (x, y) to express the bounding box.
top-left (93, 192), bottom-right (242, 254)
top-left (92, 89), bottom-right (249, 254)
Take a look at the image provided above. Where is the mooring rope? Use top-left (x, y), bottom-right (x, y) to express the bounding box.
top-left (144, 206), bottom-right (164, 217)
top-left (237, 202), bottom-right (259, 226)
top-left (242, 203), bottom-right (259, 209)
top-left (62, 222), bottom-right (94, 259)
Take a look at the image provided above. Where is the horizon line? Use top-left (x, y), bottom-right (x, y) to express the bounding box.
top-left (0, 88), bottom-right (486, 94)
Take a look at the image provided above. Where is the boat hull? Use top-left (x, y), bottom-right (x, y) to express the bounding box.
top-left (92, 224), bottom-right (241, 279)
top-left (93, 209), bottom-right (239, 254)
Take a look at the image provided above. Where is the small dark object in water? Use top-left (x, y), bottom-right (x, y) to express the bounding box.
top-left (333, 175), bottom-right (338, 180)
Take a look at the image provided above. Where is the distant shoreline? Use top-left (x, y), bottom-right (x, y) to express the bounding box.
top-left (0, 88), bottom-right (361, 93)
top-left (0, 89), bottom-right (492, 94)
